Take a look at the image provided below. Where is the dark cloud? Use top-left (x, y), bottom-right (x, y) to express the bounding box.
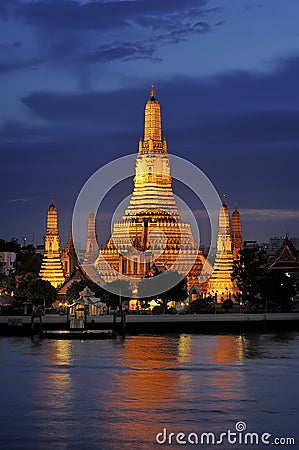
top-left (82, 40), bottom-right (157, 63)
top-left (155, 21), bottom-right (210, 45)
top-left (0, 57), bottom-right (43, 74)
top-left (21, 90), bottom-right (142, 129)
top-left (169, 110), bottom-right (299, 148)
top-left (0, 0), bottom-right (217, 74)
top-left (18, 56), bottom-right (299, 149)
top-left (15, 0), bottom-right (209, 31)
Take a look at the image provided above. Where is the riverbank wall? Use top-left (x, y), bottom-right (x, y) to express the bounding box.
top-left (0, 313), bottom-right (299, 336)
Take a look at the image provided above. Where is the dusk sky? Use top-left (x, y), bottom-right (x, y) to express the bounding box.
top-left (1, 0), bottom-right (299, 248)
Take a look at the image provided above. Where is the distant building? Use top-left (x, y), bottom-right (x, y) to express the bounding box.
top-left (35, 244), bottom-right (45, 255)
top-left (243, 240), bottom-right (259, 248)
top-left (0, 252), bottom-right (16, 275)
top-left (269, 236), bottom-right (299, 253)
top-left (268, 236), bottom-right (299, 275)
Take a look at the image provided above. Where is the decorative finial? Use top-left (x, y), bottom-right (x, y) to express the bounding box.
top-left (51, 197), bottom-right (54, 206)
top-left (222, 194), bottom-right (227, 206)
top-left (150, 83), bottom-right (156, 99)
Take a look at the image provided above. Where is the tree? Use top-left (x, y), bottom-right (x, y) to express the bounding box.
top-left (259, 271), bottom-right (295, 312)
top-left (0, 274), bottom-right (16, 295)
top-left (232, 246), bottom-right (296, 312)
top-left (14, 273), bottom-right (57, 308)
top-left (102, 279), bottom-right (132, 311)
top-left (138, 270), bottom-right (187, 313)
top-left (189, 298), bottom-right (214, 314)
top-left (0, 238), bottom-right (20, 253)
top-left (158, 272), bottom-right (187, 313)
top-left (231, 247), bottom-right (267, 307)
top-left (17, 245), bottom-right (42, 275)
top-left (221, 299), bottom-right (234, 312)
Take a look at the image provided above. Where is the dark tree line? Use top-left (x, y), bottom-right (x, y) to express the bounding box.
top-left (232, 247), bottom-right (296, 312)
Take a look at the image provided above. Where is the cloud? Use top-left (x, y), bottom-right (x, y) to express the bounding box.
top-left (14, 0), bottom-right (210, 31)
top-left (5, 196), bottom-right (39, 204)
top-left (0, 0), bottom-right (215, 71)
top-left (16, 55), bottom-right (299, 150)
top-left (239, 209), bottom-right (299, 221)
top-left (82, 40), bottom-right (158, 63)
top-left (0, 57), bottom-right (43, 74)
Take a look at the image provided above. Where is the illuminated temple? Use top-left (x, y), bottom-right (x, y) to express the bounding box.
top-left (206, 201), bottom-right (242, 300)
top-left (39, 199), bottom-right (65, 288)
top-left (95, 85), bottom-right (206, 291)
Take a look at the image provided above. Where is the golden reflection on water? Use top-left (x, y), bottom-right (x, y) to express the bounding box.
top-left (105, 334), bottom-right (246, 448)
top-left (43, 340), bottom-right (73, 398)
top-left (33, 341), bottom-right (74, 440)
top-left (212, 335), bottom-right (245, 364)
top-left (107, 335), bottom-right (247, 449)
top-left (178, 334), bottom-right (192, 363)
top-left (116, 336), bottom-right (178, 409)
top-left (211, 335), bottom-right (245, 397)
top-left (106, 336), bottom-right (179, 448)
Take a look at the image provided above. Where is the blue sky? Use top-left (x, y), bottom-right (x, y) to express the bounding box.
top-left (1, 0), bottom-right (299, 247)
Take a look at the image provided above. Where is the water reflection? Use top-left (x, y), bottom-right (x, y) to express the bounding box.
top-left (104, 334), bottom-right (247, 448)
top-left (210, 335), bottom-right (245, 402)
top-left (1, 333), bottom-right (298, 449)
top-left (33, 341), bottom-right (74, 445)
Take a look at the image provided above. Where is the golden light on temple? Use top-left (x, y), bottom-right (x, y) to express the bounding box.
top-left (232, 205), bottom-right (242, 260)
top-left (206, 201), bottom-right (239, 300)
top-left (95, 85), bottom-right (206, 291)
top-left (39, 199), bottom-right (65, 288)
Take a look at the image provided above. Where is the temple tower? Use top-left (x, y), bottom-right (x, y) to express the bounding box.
top-left (39, 199), bottom-right (65, 288)
top-left (231, 206), bottom-right (242, 259)
top-left (95, 85), bottom-right (206, 292)
top-left (61, 228), bottom-right (78, 278)
top-left (206, 201), bottom-right (237, 301)
top-left (83, 211), bottom-right (99, 264)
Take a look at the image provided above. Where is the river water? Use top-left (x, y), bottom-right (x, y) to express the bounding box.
top-left (0, 333), bottom-right (298, 449)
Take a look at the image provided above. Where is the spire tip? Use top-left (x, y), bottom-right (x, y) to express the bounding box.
top-left (150, 83), bottom-right (156, 99)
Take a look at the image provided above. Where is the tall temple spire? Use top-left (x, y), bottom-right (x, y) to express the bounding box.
top-left (125, 85), bottom-right (177, 216)
top-left (96, 85), bottom-right (206, 294)
top-left (150, 83), bottom-right (156, 98)
top-left (232, 205), bottom-right (242, 259)
top-left (39, 200), bottom-right (65, 288)
top-left (61, 226), bottom-right (78, 279)
top-left (83, 211), bottom-right (99, 264)
top-left (140, 83), bottom-right (165, 151)
top-left (218, 200), bottom-right (231, 244)
top-left (207, 201), bottom-right (237, 301)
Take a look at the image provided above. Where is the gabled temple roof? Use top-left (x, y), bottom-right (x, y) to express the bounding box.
top-left (269, 236), bottom-right (299, 271)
